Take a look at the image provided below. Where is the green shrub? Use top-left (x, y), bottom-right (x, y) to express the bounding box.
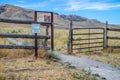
top-left (0, 75), bottom-right (6, 80)
top-left (71, 72), bottom-right (82, 79)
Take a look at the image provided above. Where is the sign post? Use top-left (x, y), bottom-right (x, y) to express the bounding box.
top-left (32, 23), bottom-right (40, 59)
top-left (34, 33), bottom-right (38, 58)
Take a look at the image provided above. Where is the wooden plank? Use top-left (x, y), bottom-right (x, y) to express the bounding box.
top-left (0, 45), bottom-right (34, 49)
top-left (0, 45), bottom-right (50, 49)
top-left (107, 28), bottom-right (120, 32)
top-left (0, 34), bottom-right (50, 39)
top-left (73, 33), bottom-right (103, 35)
top-left (73, 41), bottom-right (103, 45)
top-left (108, 36), bottom-right (120, 40)
top-left (0, 18), bottom-right (51, 24)
top-left (72, 46), bottom-right (103, 50)
top-left (36, 11), bottom-right (53, 13)
top-left (73, 38), bottom-right (103, 41)
top-left (108, 46), bottom-right (120, 48)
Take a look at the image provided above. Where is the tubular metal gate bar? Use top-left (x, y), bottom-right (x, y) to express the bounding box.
top-left (71, 28), bottom-right (104, 53)
top-left (68, 21), bottom-right (120, 54)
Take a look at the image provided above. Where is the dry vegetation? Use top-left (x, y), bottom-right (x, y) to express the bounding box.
top-left (0, 49), bottom-right (99, 80)
top-left (0, 56), bottom-right (97, 80)
top-left (0, 55), bottom-right (93, 80)
top-left (0, 22), bottom-right (100, 80)
top-left (56, 28), bottom-right (120, 68)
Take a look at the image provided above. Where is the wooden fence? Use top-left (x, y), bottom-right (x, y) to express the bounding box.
top-left (104, 22), bottom-right (120, 48)
top-left (68, 21), bottom-right (120, 53)
top-left (0, 11), bottom-right (54, 58)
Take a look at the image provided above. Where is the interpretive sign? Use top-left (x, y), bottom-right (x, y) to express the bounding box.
top-left (32, 24), bottom-right (40, 34)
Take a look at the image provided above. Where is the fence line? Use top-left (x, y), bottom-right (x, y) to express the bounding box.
top-left (68, 21), bottom-right (120, 54)
top-left (0, 18), bottom-right (51, 25)
top-left (0, 34), bottom-right (50, 39)
top-left (107, 27), bottom-right (120, 48)
top-left (0, 11), bottom-right (54, 59)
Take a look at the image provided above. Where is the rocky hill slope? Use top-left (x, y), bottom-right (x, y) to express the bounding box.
top-left (0, 4), bottom-right (119, 28)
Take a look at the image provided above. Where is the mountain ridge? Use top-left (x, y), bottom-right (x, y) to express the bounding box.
top-left (0, 4), bottom-right (120, 28)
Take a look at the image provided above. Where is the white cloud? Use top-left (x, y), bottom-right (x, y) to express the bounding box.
top-left (18, 0), bottom-right (25, 3)
top-left (15, 2), bottom-right (47, 9)
top-left (64, 0), bottom-right (120, 11)
top-left (54, 8), bottom-right (60, 10)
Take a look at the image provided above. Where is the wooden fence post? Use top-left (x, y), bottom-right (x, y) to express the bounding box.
top-left (51, 12), bottom-right (54, 51)
top-left (68, 19), bottom-right (73, 54)
top-left (104, 21), bottom-right (108, 49)
top-left (34, 11), bottom-right (37, 22)
top-left (35, 33), bottom-right (38, 59)
top-left (34, 11), bottom-right (38, 59)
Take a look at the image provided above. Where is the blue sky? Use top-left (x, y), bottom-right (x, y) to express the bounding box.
top-left (0, 0), bottom-right (120, 25)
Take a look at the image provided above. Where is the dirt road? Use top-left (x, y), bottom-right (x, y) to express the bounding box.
top-left (51, 51), bottom-right (120, 80)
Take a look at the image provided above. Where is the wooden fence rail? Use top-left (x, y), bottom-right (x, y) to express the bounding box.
top-left (108, 46), bottom-right (120, 48)
top-left (0, 45), bottom-right (50, 49)
top-left (107, 28), bottom-right (120, 32)
top-left (108, 36), bottom-right (120, 40)
top-left (0, 11), bottom-right (54, 59)
top-left (0, 34), bottom-right (51, 58)
top-left (106, 27), bottom-right (120, 48)
top-left (0, 34), bottom-right (50, 39)
top-left (0, 18), bottom-right (51, 25)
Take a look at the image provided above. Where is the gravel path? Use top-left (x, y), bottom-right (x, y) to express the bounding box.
top-left (51, 51), bottom-right (120, 80)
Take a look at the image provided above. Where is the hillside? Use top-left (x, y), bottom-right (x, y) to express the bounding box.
top-left (0, 4), bottom-right (120, 28)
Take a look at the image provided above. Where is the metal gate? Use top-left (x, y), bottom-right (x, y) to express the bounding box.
top-left (68, 21), bottom-right (104, 53)
top-left (73, 28), bottom-right (104, 52)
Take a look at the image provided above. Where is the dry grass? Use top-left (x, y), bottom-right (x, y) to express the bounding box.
top-left (0, 22), bottom-right (99, 80)
top-left (0, 48), bottom-right (100, 80)
top-left (54, 29), bottom-right (69, 53)
top-left (0, 50), bottom-right (98, 80)
top-left (0, 57), bottom-right (80, 80)
top-left (0, 49), bottom-right (33, 58)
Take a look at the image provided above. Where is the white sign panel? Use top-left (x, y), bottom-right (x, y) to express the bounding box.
top-left (32, 24), bottom-right (40, 34)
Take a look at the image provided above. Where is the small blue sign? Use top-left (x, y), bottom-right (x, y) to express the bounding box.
top-left (32, 24), bottom-right (40, 34)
